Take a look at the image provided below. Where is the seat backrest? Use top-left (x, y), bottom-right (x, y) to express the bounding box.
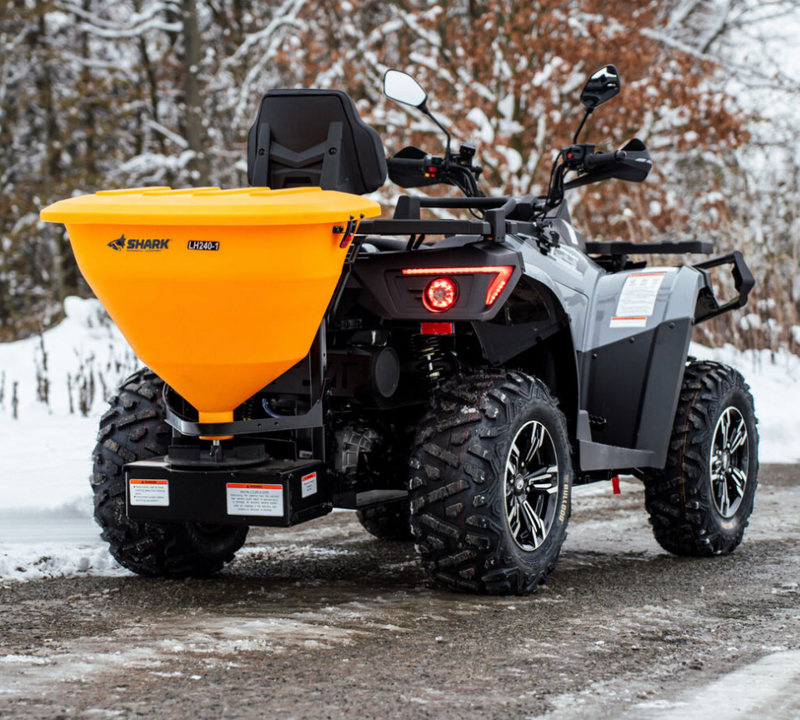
top-left (247, 89), bottom-right (387, 195)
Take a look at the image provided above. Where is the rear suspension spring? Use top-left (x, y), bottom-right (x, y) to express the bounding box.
top-left (412, 334), bottom-right (448, 388)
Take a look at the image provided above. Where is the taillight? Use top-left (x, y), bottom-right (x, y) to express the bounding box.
top-left (402, 266), bottom-right (514, 307)
top-left (485, 266), bottom-right (513, 305)
top-left (424, 277), bottom-right (458, 312)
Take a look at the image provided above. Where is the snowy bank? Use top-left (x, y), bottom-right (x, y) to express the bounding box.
top-left (0, 296), bottom-right (138, 515)
top-left (0, 543), bottom-right (129, 583)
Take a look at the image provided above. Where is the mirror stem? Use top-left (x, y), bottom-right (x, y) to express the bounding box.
top-left (420, 102), bottom-right (452, 161)
top-left (573, 107), bottom-right (593, 144)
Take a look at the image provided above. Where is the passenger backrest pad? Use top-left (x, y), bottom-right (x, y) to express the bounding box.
top-left (247, 89), bottom-right (387, 195)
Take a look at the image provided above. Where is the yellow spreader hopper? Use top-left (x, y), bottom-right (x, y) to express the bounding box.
top-left (41, 186), bottom-right (381, 425)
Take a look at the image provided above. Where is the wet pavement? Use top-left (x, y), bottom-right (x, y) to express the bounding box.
top-left (0, 465), bottom-right (799, 719)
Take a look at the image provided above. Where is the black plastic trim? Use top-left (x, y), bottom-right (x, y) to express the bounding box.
top-left (585, 240), bottom-right (714, 255)
top-left (358, 219), bottom-right (491, 236)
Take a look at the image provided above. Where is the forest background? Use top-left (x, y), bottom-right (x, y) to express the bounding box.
top-left (1, 0), bottom-right (798, 351)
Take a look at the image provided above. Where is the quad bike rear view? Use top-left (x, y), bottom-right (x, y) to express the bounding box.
top-left (41, 64), bottom-right (758, 595)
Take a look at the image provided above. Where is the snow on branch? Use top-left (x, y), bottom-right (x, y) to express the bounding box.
top-left (223, 0), bottom-right (308, 67)
top-left (78, 18), bottom-right (182, 39)
top-left (641, 27), bottom-right (800, 92)
top-left (61, 0), bottom-right (179, 32)
top-left (145, 120), bottom-right (189, 150)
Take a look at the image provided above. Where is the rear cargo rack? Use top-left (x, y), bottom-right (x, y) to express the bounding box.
top-left (358, 194), bottom-right (540, 243)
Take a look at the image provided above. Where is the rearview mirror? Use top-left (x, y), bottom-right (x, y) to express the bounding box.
top-left (580, 65), bottom-right (621, 109)
top-left (384, 70), bottom-right (427, 109)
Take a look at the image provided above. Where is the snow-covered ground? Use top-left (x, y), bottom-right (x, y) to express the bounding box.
top-left (0, 296), bottom-right (798, 581)
top-left (0, 297), bottom-right (138, 514)
top-left (0, 297), bottom-right (138, 580)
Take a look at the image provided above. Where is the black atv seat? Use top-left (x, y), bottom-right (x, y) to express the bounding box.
top-left (247, 89), bottom-right (387, 195)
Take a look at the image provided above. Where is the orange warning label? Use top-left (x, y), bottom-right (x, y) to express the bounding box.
top-left (129, 478), bottom-right (169, 506)
top-left (227, 484), bottom-right (282, 490)
top-left (226, 482), bottom-right (283, 517)
top-left (301, 472), bottom-right (318, 498)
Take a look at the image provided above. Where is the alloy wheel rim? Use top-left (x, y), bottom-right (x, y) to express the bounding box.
top-left (504, 420), bottom-right (560, 551)
top-left (709, 406), bottom-right (749, 518)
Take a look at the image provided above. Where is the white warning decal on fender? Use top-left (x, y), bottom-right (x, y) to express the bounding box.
top-left (301, 472), bottom-right (318, 498)
top-left (611, 272), bottom-right (666, 328)
top-left (129, 479), bottom-right (169, 507)
top-left (226, 483), bottom-right (283, 517)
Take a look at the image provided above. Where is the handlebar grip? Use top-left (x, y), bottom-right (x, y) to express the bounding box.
top-left (584, 150), bottom-right (627, 171)
top-left (386, 157), bottom-right (428, 172)
top-left (386, 155), bottom-right (444, 189)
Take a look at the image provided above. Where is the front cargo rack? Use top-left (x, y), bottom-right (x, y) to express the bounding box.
top-left (585, 240), bottom-right (714, 255)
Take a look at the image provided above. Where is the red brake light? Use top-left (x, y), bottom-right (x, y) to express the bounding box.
top-left (402, 266), bottom-right (514, 307)
top-left (485, 266), bottom-right (513, 305)
top-left (424, 277), bottom-right (458, 312)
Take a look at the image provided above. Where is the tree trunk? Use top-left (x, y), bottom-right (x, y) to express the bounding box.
top-left (181, 0), bottom-right (209, 185)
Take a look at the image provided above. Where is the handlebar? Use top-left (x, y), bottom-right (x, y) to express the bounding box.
top-left (584, 149), bottom-right (627, 171)
top-left (386, 148), bottom-right (483, 197)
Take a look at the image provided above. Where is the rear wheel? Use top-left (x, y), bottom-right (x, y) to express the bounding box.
top-left (409, 371), bottom-right (572, 595)
top-left (357, 500), bottom-right (414, 541)
top-left (92, 368), bottom-right (248, 578)
top-left (643, 361), bottom-right (759, 556)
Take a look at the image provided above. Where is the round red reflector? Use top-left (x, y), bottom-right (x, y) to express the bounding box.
top-left (424, 277), bottom-right (458, 312)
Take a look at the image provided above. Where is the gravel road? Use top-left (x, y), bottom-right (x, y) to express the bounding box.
top-left (1, 465), bottom-right (799, 719)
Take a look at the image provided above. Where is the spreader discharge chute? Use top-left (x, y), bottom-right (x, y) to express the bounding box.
top-left (41, 186), bottom-right (380, 424)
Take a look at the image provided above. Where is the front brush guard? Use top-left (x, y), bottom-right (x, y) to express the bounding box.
top-left (693, 251), bottom-right (755, 323)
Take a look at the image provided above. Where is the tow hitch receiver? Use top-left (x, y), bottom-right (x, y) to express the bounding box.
top-left (125, 459), bottom-right (330, 527)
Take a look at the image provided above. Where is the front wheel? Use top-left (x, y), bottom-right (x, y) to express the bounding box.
top-left (409, 371), bottom-right (572, 595)
top-left (643, 361), bottom-right (759, 556)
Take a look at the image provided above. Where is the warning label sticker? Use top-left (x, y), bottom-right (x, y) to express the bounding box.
top-left (611, 272), bottom-right (666, 328)
top-left (226, 483), bottom-right (283, 517)
top-left (610, 316), bottom-right (648, 328)
top-left (301, 472), bottom-right (318, 499)
top-left (129, 479), bottom-right (169, 507)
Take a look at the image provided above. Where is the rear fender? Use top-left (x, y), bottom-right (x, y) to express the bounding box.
top-left (470, 275), bottom-right (580, 443)
top-left (471, 275), bottom-right (571, 365)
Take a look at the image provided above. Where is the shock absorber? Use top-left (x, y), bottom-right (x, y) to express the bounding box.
top-left (412, 334), bottom-right (448, 389)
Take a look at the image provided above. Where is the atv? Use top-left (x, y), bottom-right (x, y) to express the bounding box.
top-left (42, 64), bottom-right (758, 595)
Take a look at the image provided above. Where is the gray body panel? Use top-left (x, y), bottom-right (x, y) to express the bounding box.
top-left (504, 220), bottom-right (704, 473)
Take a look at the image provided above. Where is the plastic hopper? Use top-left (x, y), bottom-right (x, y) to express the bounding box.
top-left (41, 186), bottom-right (381, 425)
